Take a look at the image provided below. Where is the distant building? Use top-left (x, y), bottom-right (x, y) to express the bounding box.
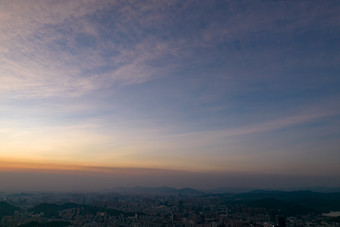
top-left (275, 215), bottom-right (286, 227)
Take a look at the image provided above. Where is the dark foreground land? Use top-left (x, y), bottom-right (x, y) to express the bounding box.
top-left (1, 188), bottom-right (340, 226)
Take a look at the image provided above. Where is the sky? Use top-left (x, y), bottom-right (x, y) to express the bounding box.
top-left (1, 0), bottom-right (340, 191)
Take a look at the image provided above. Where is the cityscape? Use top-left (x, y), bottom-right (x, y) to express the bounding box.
top-left (1, 188), bottom-right (340, 227)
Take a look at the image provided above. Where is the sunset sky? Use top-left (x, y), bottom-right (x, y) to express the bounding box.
top-left (1, 0), bottom-right (340, 191)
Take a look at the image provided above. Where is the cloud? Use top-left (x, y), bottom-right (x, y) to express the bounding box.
top-left (1, 0), bottom-right (339, 99)
top-left (170, 108), bottom-right (337, 141)
top-left (0, 0), bottom-right (182, 99)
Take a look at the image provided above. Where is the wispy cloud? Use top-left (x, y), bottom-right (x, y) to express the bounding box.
top-left (1, 0), bottom-right (339, 99)
top-left (0, 1), bottom-right (182, 98)
top-left (170, 108), bottom-right (338, 140)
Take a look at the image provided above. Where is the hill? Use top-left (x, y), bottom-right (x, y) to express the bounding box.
top-left (0, 201), bottom-right (20, 217)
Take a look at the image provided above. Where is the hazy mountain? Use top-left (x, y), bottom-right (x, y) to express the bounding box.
top-left (213, 190), bottom-right (340, 214)
top-left (110, 186), bottom-right (204, 195)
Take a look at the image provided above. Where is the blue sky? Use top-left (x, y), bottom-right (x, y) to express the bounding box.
top-left (0, 0), bottom-right (340, 190)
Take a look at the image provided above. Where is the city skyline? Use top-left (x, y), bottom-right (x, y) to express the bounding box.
top-left (1, 0), bottom-right (340, 191)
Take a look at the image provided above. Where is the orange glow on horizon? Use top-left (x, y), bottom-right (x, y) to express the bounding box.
top-left (0, 158), bottom-right (194, 176)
